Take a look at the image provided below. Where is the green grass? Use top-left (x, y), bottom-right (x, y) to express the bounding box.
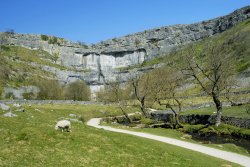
top-left (0, 104), bottom-right (240, 167)
top-left (0, 45), bottom-right (69, 89)
top-left (181, 104), bottom-right (250, 119)
top-left (117, 19), bottom-right (250, 73)
top-left (1, 46), bottom-right (66, 70)
top-left (116, 126), bottom-right (250, 157)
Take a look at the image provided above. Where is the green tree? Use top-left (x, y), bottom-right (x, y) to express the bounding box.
top-left (32, 77), bottom-right (63, 100)
top-left (64, 80), bottom-right (90, 101)
top-left (41, 34), bottom-right (49, 41)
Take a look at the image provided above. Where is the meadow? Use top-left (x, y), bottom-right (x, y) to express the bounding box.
top-left (0, 103), bottom-right (240, 167)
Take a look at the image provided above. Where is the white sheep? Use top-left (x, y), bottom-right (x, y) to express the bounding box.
top-left (55, 120), bottom-right (71, 132)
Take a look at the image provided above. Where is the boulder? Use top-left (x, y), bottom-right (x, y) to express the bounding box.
top-left (0, 103), bottom-right (10, 111)
top-left (3, 112), bottom-right (17, 117)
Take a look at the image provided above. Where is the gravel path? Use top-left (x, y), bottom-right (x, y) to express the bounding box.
top-left (87, 118), bottom-right (250, 167)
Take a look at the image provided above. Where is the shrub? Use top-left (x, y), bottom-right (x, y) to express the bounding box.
top-left (41, 35), bottom-right (49, 41)
top-left (5, 29), bottom-right (14, 35)
top-left (31, 77), bottom-right (63, 100)
top-left (0, 45), bottom-right (10, 51)
top-left (64, 80), bottom-right (90, 101)
top-left (78, 115), bottom-right (85, 123)
top-left (17, 132), bottom-right (29, 141)
top-left (140, 117), bottom-right (155, 126)
top-left (5, 92), bottom-right (15, 99)
top-left (180, 124), bottom-right (205, 133)
top-left (48, 36), bottom-right (58, 44)
top-left (22, 92), bottom-right (36, 100)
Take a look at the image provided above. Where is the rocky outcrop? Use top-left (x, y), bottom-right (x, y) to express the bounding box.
top-left (2, 6), bottom-right (250, 94)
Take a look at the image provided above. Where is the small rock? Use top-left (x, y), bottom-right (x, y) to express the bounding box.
top-left (13, 103), bottom-right (21, 108)
top-left (3, 112), bottom-right (17, 117)
top-left (69, 114), bottom-right (78, 118)
top-left (68, 118), bottom-right (82, 123)
top-left (0, 103), bottom-right (10, 111)
top-left (16, 108), bottom-right (26, 112)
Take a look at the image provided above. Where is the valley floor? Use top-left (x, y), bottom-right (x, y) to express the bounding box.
top-left (0, 103), bottom-right (243, 167)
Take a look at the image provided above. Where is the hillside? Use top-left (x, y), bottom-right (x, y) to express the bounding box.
top-left (0, 6), bottom-right (250, 99)
top-left (127, 18), bottom-right (250, 86)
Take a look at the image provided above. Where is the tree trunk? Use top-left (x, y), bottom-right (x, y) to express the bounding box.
top-left (140, 98), bottom-right (148, 117)
top-left (175, 113), bottom-right (183, 128)
top-left (212, 93), bottom-right (222, 126)
top-left (166, 104), bottom-right (183, 129)
top-left (119, 106), bottom-right (132, 123)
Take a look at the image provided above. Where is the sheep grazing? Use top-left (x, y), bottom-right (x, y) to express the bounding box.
top-left (55, 120), bottom-right (71, 132)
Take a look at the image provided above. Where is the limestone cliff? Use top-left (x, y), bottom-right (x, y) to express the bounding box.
top-left (3, 6), bottom-right (250, 94)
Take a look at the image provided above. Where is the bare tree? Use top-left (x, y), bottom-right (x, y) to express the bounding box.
top-left (129, 71), bottom-right (152, 117)
top-left (181, 43), bottom-right (235, 126)
top-left (109, 80), bottom-right (132, 123)
top-left (98, 76), bottom-right (132, 123)
top-left (150, 67), bottom-right (184, 128)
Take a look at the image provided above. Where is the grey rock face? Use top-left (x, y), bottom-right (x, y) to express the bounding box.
top-left (1, 6), bottom-right (250, 95)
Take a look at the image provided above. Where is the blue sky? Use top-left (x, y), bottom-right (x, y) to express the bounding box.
top-left (0, 0), bottom-right (250, 44)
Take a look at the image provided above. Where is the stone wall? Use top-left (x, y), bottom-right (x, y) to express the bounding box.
top-left (150, 112), bottom-right (250, 128)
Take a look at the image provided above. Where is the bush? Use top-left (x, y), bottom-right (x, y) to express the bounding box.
top-left (78, 116), bottom-right (85, 123)
top-left (64, 80), bottom-right (90, 101)
top-left (140, 117), bottom-right (155, 126)
top-left (31, 77), bottom-right (63, 100)
top-left (130, 113), bottom-right (142, 121)
top-left (48, 36), bottom-right (58, 44)
top-left (5, 29), bottom-right (14, 35)
top-left (41, 35), bottom-right (49, 41)
top-left (5, 92), bottom-right (15, 99)
top-left (180, 124), bottom-right (250, 139)
top-left (0, 45), bottom-right (10, 51)
top-left (22, 92), bottom-right (36, 100)
top-left (180, 124), bottom-right (205, 133)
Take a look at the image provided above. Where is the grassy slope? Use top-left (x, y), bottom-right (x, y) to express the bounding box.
top-left (0, 46), bottom-right (68, 88)
top-left (121, 19), bottom-right (250, 72)
top-left (0, 104), bottom-right (239, 167)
